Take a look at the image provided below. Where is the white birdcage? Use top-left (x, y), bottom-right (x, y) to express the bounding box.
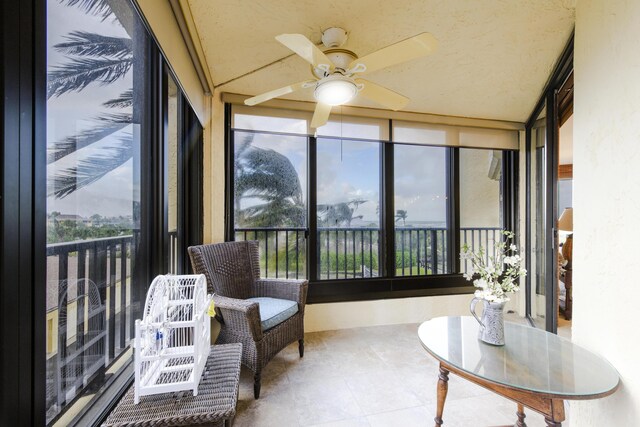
top-left (134, 274), bottom-right (211, 404)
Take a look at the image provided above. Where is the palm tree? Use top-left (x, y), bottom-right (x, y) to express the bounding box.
top-left (395, 209), bottom-right (408, 226)
top-left (318, 199), bottom-right (368, 227)
top-left (234, 133), bottom-right (306, 227)
top-left (47, 0), bottom-right (136, 199)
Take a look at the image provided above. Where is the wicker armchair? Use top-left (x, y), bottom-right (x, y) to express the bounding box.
top-left (188, 241), bottom-right (308, 399)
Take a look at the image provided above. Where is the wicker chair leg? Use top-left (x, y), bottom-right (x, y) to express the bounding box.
top-left (298, 339), bottom-right (304, 357)
top-left (253, 372), bottom-right (262, 399)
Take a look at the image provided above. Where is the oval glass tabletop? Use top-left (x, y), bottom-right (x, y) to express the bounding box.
top-left (418, 316), bottom-right (619, 398)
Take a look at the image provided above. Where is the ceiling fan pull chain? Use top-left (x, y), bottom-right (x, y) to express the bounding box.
top-left (340, 105), bottom-right (344, 163)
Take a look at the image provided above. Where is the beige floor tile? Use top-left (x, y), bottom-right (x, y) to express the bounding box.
top-left (345, 370), bottom-right (422, 415)
top-left (309, 416), bottom-right (370, 426)
top-left (234, 394), bottom-right (300, 427)
top-left (290, 377), bottom-right (364, 425)
top-left (329, 347), bottom-right (390, 378)
top-left (366, 405), bottom-right (433, 427)
top-left (234, 323), bottom-right (569, 427)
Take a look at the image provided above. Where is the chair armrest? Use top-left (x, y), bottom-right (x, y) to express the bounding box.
top-left (254, 279), bottom-right (309, 311)
top-left (213, 295), bottom-right (263, 341)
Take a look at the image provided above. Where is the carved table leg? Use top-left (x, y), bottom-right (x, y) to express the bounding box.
top-left (544, 398), bottom-right (565, 426)
top-left (516, 403), bottom-right (527, 427)
top-left (434, 365), bottom-right (450, 426)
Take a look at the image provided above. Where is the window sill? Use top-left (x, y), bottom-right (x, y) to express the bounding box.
top-left (307, 274), bottom-right (475, 304)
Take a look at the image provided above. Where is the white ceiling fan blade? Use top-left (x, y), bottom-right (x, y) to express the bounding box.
top-left (356, 79), bottom-right (409, 111)
top-left (348, 33), bottom-right (438, 75)
top-left (244, 80), bottom-right (316, 106)
top-left (311, 102), bottom-right (331, 128)
top-left (276, 34), bottom-right (334, 71)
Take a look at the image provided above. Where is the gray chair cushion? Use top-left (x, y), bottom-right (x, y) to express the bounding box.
top-left (247, 297), bottom-right (299, 331)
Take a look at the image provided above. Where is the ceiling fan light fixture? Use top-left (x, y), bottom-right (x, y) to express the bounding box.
top-left (314, 75), bottom-right (358, 106)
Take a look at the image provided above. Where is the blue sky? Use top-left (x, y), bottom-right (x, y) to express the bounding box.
top-left (47, 0), bottom-right (137, 218)
top-left (234, 117), bottom-right (451, 226)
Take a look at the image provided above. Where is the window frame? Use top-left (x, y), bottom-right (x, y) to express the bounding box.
top-left (225, 111), bottom-right (518, 303)
top-left (0, 0), bottom-right (205, 424)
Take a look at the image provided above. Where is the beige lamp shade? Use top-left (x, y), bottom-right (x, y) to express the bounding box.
top-left (558, 207), bottom-right (573, 232)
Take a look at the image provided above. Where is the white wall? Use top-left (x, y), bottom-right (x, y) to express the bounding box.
top-left (305, 294), bottom-right (472, 332)
top-left (572, 0), bottom-right (640, 424)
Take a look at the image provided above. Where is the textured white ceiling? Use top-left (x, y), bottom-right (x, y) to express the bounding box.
top-left (187, 0), bottom-right (575, 122)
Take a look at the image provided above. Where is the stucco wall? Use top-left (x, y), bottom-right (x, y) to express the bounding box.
top-left (203, 91), bottom-right (226, 244)
top-left (571, 0), bottom-right (640, 424)
top-left (168, 88), bottom-right (178, 233)
top-left (305, 294), bottom-right (472, 332)
top-left (135, 0), bottom-right (208, 125)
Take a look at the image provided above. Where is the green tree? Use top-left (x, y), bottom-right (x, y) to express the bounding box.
top-left (395, 209), bottom-right (408, 226)
top-left (317, 199), bottom-right (367, 227)
top-left (90, 213), bottom-right (103, 225)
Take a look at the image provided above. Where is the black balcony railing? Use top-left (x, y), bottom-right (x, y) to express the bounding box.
top-left (395, 227), bottom-right (447, 276)
top-left (44, 226), bottom-right (501, 421)
top-left (46, 234), bottom-right (137, 423)
top-left (318, 227), bottom-right (380, 280)
top-left (235, 227), bottom-right (308, 279)
top-left (460, 227), bottom-right (503, 273)
top-left (234, 226), bottom-right (503, 279)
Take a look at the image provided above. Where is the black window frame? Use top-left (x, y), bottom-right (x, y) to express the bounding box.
top-left (225, 111), bottom-right (518, 303)
top-left (161, 66), bottom-right (204, 275)
top-left (524, 32), bottom-right (573, 333)
top-left (0, 0), bottom-right (205, 424)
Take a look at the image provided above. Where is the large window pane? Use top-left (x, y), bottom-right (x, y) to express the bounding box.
top-left (46, 0), bottom-right (146, 423)
top-left (459, 148), bottom-right (504, 274)
top-left (317, 138), bottom-right (381, 279)
top-left (233, 130), bottom-right (307, 279)
top-left (394, 145), bottom-right (448, 276)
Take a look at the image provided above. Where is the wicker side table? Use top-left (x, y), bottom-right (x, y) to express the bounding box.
top-left (103, 343), bottom-right (242, 427)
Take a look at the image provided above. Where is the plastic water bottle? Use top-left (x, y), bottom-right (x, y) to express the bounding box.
top-left (155, 330), bottom-right (163, 354)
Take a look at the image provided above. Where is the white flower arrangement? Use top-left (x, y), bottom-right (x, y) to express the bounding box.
top-left (460, 230), bottom-right (527, 303)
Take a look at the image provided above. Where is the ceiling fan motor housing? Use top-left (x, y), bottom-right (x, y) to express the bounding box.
top-left (321, 27), bottom-right (348, 48)
top-left (312, 49), bottom-right (357, 78)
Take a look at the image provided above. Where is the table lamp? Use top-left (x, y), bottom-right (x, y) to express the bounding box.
top-left (558, 207), bottom-right (573, 232)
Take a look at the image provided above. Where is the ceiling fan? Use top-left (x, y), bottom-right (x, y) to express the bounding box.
top-left (244, 27), bottom-right (438, 128)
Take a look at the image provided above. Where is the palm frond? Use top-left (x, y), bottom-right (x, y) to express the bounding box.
top-left (235, 146), bottom-right (303, 199)
top-left (60, 0), bottom-right (112, 21)
top-left (48, 137), bottom-right (132, 199)
top-left (47, 112), bottom-right (131, 164)
top-left (54, 31), bottom-right (132, 59)
top-left (238, 199), bottom-right (306, 228)
top-left (48, 57), bottom-right (132, 98)
top-left (102, 89), bottom-right (133, 108)
top-left (95, 112), bottom-right (133, 123)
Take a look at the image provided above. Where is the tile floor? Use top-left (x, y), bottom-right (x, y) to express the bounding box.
top-left (234, 322), bottom-right (570, 426)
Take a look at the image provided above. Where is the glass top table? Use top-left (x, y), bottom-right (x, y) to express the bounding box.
top-left (418, 316), bottom-right (619, 426)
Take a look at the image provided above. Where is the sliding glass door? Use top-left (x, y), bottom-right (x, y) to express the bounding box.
top-left (528, 106), bottom-right (551, 328)
top-left (524, 36), bottom-right (572, 333)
